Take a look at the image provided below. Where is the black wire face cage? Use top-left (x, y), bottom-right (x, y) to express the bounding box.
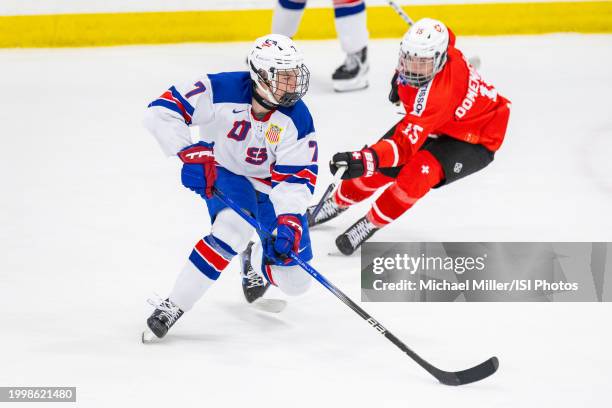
top-left (397, 50), bottom-right (447, 88)
top-left (260, 64), bottom-right (310, 107)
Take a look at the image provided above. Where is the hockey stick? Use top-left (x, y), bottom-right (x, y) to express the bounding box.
top-left (386, 0), bottom-right (415, 26)
top-left (385, 0), bottom-right (482, 69)
top-left (214, 187), bottom-right (499, 385)
top-left (307, 165), bottom-right (346, 225)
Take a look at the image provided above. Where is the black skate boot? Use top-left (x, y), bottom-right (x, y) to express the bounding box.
top-left (241, 242), bottom-right (270, 303)
top-left (144, 297), bottom-right (184, 341)
top-left (335, 216), bottom-right (379, 255)
top-left (306, 197), bottom-right (347, 228)
top-left (332, 46), bottom-right (369, 92)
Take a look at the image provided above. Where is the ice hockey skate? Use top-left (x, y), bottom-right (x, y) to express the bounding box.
top-left (142, 297), bottom-right (184, 343)
top-left (335, 216), bottom-right (379, 255)
top-left (332, 47), bottom-right (369, 92)
top-left (241, 242), bottom-right (287, 313)
top-left (241, 242), bottom-right (270, 303)
top-left (306, 197), bottom-right (347, 227)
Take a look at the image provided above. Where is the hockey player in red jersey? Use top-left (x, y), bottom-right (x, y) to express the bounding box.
top-left (307, 17), bottom-right (511, 255)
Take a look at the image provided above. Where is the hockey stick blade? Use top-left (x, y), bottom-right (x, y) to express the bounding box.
top-left (428, 356), bottom-right (499, 386)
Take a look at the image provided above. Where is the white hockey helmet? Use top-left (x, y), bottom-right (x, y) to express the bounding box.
top-left (247, 34), bottom-right (310, 108)
top-left (397, 18), bottom-right (450, 88)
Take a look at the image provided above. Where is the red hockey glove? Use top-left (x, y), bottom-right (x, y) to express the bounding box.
top-left (177, 142), bottom-right (217, 199)
top-left (263, 214), bottom-right (303, 264)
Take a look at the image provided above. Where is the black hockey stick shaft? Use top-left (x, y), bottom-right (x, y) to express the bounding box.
top-left (215, 188), bottom-right (499, 385)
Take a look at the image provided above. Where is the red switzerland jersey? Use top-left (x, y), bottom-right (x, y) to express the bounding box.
top-left (371, 29), bottom-right (511, 168)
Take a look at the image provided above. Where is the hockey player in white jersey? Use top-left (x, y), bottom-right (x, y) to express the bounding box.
top-left (141, 34), bottom-right (317, 341)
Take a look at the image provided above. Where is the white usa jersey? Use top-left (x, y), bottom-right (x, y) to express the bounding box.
top-left (143, 71), bottom-right (318, 216)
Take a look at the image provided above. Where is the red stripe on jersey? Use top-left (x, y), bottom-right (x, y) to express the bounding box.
top-left (272, 169), bottom-right (316, 185)
top-left (294, 169), bottom-right (317, 185)
top-left (333, 0), bottom-right (362, 5)
top-left (160, 90), bottom-right (192, 124)
top-left (271, 171), bottom-right (289, 183)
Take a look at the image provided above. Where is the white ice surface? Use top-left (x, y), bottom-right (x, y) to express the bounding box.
top-left (1, 35), bottom-right (611, 407)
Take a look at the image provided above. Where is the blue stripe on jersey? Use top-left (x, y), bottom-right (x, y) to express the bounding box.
top-left (208, 72), bottom-right (252, 104)
top-left (278, 100), bottom-right (315, 141)
top-left (274, 164), bottom-right (318, 175)
top-left (148, 99), bottom-right (186, 120)
top-left (272, 177), bottom-right (315, 194)
top-left (170, 86), bottom-right (195, 116)
top-left (279, 0), bottom-right (307, 10)
top-left (188, 250), bottom-right (221, 280)
top-left (334, 2), bottom-right (365, 18)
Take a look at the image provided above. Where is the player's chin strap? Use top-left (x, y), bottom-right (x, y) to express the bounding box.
top-left (250, 61), bottom-right (280, 111)
top-left (251, 85), bottom-right (278, 111)
top-left (213, 187), bottom-right (499, 386)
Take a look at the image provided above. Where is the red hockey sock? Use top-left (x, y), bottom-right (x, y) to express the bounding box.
top-left (367, 151), bottom-right (444, 227)
top-left (333, 172), bottom-right (394, 207)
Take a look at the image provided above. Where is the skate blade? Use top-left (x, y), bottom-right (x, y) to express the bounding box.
top-left (333, 77), bottom-right (369, 92)
top-left (252, 298), bottom-right (287, 313)
top-left (141, 328), bottom-right (158, 344)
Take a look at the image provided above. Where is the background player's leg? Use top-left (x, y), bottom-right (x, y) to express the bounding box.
top-left (335, 151), bottom-right (443, 255)
top-left (334, 172), bottom-right (393, 207)
top-left (308, 172), bottom-right (393, 227)
top-left (272, 0), bottom-right (308, 38)
top-left (332, 0), bottom-right (369, 91)
top-left (366, 150), bottom-right (444, 227)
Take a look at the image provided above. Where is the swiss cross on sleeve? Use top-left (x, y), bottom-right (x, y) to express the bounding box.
top-left (352, 152), bottom-right (362, 160)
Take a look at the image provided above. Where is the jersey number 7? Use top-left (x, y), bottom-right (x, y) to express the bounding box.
top-left (185, 81), bottom-right (207, 98)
